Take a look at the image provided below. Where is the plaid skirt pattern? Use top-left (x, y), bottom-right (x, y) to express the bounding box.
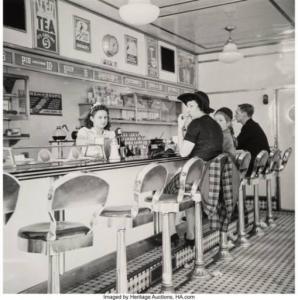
top-left (163, 154), bottom-right (234, 233)
top-left (203, 155), bottom-right (234, 232)
top-left (164, 172), bottom-right (181, 194)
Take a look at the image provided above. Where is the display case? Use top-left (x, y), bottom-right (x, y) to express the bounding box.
top-left (3, 73), bottom-right (29, 121)
top-left (78, 92), bottom-right (181, 126)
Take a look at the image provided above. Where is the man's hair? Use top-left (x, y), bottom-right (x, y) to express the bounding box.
top-left (238, 103), bottom-right (254, 117)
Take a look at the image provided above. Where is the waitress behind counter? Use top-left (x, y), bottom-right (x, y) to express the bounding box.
top-left (76, 104), bottom-right (115, 158)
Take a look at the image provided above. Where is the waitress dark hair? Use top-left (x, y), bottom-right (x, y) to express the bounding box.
top-left (84, 104), bottom-right (111, 130)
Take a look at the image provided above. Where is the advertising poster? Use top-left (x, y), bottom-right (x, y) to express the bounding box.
top-left (32, 0), bottom-right (58, 53)
top-left (146, 37), bottom-right (159, 78)
top-left (74, 16), bottom-right (91, 52)
top-left (125, 35), bottom-right (138, 65)
top-left (177, 50), bottom-right (196, 86)
top-left (30, 91), bottom-right (62, 116)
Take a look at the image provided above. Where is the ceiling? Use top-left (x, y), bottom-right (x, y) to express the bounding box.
top-left (67, 0), bottom-right (295, 54)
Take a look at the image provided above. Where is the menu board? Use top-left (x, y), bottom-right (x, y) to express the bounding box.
top-left (30, 91), bottom-right (62, 115)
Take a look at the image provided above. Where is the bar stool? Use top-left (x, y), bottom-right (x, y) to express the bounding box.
top-left (278, 147), bottom-right (292, 172)
top-left (147, 158), bottom-right (204, 292)
top-left (247, 150), bottom-right (269, 237)
top-left (263, 149), bottom-right (281, 228)
top-left (235, 151), bottom-right (251, 247)
top-left (3, 172), bottom-right (20, 225)
top-left (17, 172), bottom-right (109, 294)
top-left (100, 163), bottom-right (168, 294)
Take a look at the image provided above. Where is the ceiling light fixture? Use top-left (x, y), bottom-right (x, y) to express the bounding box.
top-left (119, 0), bottom-right (160, 26)
top-left (218, 25), bottom-right (243, 63)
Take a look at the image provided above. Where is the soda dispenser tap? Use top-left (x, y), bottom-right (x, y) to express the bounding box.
top-left (115, 128), bottom-right (126, 159)
top-left (109, 138), bottom-right (121, 162)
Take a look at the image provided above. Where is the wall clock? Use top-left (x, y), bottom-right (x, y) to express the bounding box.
top-left (102, 34), bottom-right (119, 57)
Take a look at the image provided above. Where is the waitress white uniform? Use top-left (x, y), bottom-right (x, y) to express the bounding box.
top-left (76, 127), bottom-right (115, 158)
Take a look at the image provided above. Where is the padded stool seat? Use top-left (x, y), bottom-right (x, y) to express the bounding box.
top-left (18, 221), bottom-right (92, 254)
top-left (15, 172), bottom-right (109, 294)
top-left (101, 206), bottom-right (150, 218)
top-left (146, 193), bottom-right (192, 203)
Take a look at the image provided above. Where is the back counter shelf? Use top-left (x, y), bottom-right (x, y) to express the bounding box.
top-left (78, 92), bottom-right (181, 127)
top-left (3, 73), bottom-right (29, 121)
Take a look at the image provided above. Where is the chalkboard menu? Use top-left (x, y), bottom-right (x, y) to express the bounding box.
top-left (30, 91), bottom-right (62, 115)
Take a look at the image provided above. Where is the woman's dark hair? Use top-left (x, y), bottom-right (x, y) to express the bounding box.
top-left (238, 103), bottom-right (254, 117)
top-left (84, 104), bottom-right (111, 130)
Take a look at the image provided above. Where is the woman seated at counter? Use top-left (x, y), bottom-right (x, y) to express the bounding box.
top-left (167, 91), bottom-right (223, 246)
top-left (76, 103), bottom-right (115, 158)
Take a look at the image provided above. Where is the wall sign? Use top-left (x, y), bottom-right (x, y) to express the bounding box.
top-left (15, 53), bottom-right (59, 72)
top-left (167, 86), bottom-right (180, 95)
top-left (3, 50), bottom-right (13, 64)
top-left (30, 91), bottom-right (62, 115)
top-left (32, 0), bottom-right (58, 53)
top-left (59, 63), bottom-right (93, 79)
top-left (146, 80), bottom-right (166, 92)
top-left (123, 76), bottom-right (145, 89)
top-left (177, 50), bottom-right (196, 86)
top-left (125, 35), bottom-right (138, 65)
top-left (146, 37), bottom-right (159, 78)
top-left (74, 16), bottom-right (91, 52)
top-left (94, 70), bottom-right (122, 84)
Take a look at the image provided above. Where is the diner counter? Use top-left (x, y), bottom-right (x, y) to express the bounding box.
top-left (4, 155), bottom-right (187, 293)
top-left (5, 155), bottom-right (186, 181)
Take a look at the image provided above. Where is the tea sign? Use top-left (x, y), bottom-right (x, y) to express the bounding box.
top-left (32, 0), bottom-right (58, 53)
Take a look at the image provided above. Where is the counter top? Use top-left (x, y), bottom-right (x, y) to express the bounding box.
top-left (5, 155), bottom-right (186, 181)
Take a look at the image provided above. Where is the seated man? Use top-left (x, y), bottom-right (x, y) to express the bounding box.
top-left (235, 104), bottom-right (270, 176)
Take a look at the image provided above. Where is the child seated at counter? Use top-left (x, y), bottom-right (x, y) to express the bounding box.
top-left (76, 104), bottom-right (115, 158)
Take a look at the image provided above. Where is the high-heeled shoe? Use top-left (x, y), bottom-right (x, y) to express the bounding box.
top-left (184, 233), bottom-right (195, 247)
top-left (171, 233), bottom-right (180, 246)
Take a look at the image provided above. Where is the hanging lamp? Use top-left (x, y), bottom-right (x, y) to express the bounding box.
top-left (119, 0), bottom-right (160, 26)
top-left (218, 25), bottom-right (243, 63)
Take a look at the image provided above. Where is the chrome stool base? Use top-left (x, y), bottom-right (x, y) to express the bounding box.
top-left (253, 226), bottom-right (265, 237)
top-left (267, 217), bottom-right (277, 228)
top-left (214, 248), bottom-right (234, 263)
top-left (260, 221), bottom-right (269, 230)
top-left (236, 235), bottom-right (251, 248)
top-left (161, 284), bottom-right (175, 294)
top-left (190, 264), bottom-right (212, 279)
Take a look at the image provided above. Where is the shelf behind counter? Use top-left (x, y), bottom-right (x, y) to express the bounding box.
top-left (5, 155), bottom-right (186, 181)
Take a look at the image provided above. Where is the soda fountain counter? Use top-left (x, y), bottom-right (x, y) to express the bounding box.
top-left (3, 145), bottom-right (186, 293)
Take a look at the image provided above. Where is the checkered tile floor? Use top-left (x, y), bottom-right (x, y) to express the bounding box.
top-left (146, 211), bottom-right (295, 294)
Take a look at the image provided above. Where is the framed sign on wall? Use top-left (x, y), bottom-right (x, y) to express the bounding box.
top-left (125, 35), bottom-right (138, 65)
top-left (74, 15), bottom-right (91, 52)
top-left (146, 37), bottom-right (159, 78)
top-left (31, 0), bottom-right (59, 53)
top-left (30, 91), bottom-right (62, 116)
top-left (177, 50), bottom-right (196, 86)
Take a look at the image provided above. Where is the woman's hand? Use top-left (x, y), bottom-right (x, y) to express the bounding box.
top-left (178, 114), bottom-right (185, 130)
